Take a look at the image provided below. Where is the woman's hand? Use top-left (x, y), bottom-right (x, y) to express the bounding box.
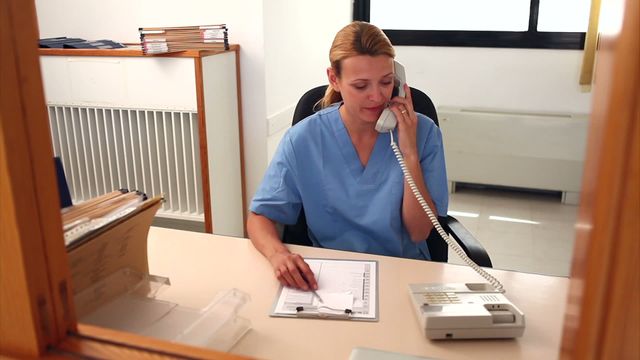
top-left (387, 84), bottom-right (438, 241)
top-left (389, 83), bottom-right (419, 159)
top-left (268, 250), bottom-right (318, 290)
top-left (247, 213), bottom-right (318, 291)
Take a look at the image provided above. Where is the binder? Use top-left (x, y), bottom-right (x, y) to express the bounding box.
top-left (39, 37), bottom-right (125, 49)
top-left (39, 37), bottom-right (85, 48)
top-left (54, 157), bottom-right (72, 208)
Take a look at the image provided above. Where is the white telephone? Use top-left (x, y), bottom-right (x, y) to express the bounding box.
top-left (375, 60), bottom-right (406, 133)
top-left (409, 283), bottom-right (525, 339)
top-left (378, 60), bottom-right (526, 340)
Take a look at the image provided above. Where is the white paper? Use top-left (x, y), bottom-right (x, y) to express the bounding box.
top-left (317, 292), bottom-right (354, 315)
top-left (271, 259), bottom-right (377, 320)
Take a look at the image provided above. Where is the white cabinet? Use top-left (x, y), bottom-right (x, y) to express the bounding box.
top-left (40, 47), bottom-right (245, 236)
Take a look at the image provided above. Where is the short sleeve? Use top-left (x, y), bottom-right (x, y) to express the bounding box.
top-left (249, 131), bottom-right (303, 225)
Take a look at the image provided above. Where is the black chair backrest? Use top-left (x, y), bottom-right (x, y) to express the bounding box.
top-left (283, 85), bottom-right (449, 262)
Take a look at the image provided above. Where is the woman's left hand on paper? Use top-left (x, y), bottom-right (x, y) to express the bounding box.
top-left (269, 251), bottom-right (318, 291)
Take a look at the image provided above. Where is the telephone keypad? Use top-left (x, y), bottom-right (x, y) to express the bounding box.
top-left (422, 292), bottom-right (462, 305)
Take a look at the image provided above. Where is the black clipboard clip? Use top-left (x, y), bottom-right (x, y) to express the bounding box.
top-left (295, 306), bottom-right (353, 319)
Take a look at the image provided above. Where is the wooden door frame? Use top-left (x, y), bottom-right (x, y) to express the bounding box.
top-left (1, 0), bottom-right (637, 358)
top-left (1, 0), bottom-right (76, 355)
top-left (0, 0), bottom-right (244, 358)
top-left (560, 0), bottom-right (639, 358)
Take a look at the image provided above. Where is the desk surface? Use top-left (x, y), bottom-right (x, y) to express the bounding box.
top-left (147, 227), bottom-right (568, 360)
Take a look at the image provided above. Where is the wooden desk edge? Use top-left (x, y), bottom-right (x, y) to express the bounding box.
top-left (52, 323), bottom-right (251, 359)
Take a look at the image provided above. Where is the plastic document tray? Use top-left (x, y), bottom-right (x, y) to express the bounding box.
top-left (75, 268), bottom-right (251, 352)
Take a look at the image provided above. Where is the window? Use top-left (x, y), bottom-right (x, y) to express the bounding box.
top-left (353, 0), bottom-right (589, 49)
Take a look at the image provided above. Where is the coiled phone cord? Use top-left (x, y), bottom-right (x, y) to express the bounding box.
top-left (389, 130), bottom-right (505, 293)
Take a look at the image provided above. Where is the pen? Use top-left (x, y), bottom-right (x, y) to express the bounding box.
top-left (301, 271), bottom-right (322, 302)
top-left (311, 290), bottom-right (324, 303)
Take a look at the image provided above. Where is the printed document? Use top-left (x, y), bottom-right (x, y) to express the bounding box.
top-left (270, 258), bottom-right (378, 321)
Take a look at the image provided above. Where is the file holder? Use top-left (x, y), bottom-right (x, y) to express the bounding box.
top-left (75, 268), bottom-right (252, 352)
top-left (67, 196), bottom-right (162, 294)
top-left (67, 195), bottom-right (251, 351)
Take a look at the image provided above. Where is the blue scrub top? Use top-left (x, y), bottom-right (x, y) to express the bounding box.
top-left (250, 104), bottom-right (448, 260)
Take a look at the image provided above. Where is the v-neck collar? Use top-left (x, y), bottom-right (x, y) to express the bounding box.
top-left (331, 110), bottom-right (391, 185)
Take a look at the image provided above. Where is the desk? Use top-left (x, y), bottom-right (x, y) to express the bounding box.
top-left (146, 227), bottom-right (568, 359)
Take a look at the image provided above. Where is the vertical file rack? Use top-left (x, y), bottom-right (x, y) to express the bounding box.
top-left (66, 196), bottom-right (251, 351)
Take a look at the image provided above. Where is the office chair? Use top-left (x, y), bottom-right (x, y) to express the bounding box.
top-left (282, 85), bottom-right (493, 267)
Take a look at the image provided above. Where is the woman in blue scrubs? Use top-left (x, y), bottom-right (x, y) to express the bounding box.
top-left (247, 21), bottom-right (448, 290)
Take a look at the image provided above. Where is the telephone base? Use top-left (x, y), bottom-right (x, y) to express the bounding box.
top-left (409, 283), bottom-right (525, 340)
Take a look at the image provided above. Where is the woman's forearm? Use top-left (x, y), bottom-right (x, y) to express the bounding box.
top-left (401, 155), bottom-right (438, 242)
top-left (247, 212), bottom-right (290, 259)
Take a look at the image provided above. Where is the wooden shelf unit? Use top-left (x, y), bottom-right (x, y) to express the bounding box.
top-left (39, 46), bottom-right (246, 235)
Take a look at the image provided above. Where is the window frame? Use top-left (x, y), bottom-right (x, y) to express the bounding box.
top-left (353, 0), bottom-right (586, 49)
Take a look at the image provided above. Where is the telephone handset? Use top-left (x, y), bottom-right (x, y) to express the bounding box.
top-left (375, 60), bottom-right (406, 133)
top-left (379, 61), bottom-right (525, 339)
top-left (381, 62), bottom-right (503, 293)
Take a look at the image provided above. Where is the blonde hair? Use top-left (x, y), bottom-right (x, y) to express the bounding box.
top-left (320, 21), bottom-right (395, 109)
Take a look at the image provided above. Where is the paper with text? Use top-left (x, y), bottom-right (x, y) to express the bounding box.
top-left (271, 258), bottom-right (378, 321)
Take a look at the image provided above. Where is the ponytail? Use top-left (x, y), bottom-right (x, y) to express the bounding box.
top-left (319, 86), bottom-right (343, 109)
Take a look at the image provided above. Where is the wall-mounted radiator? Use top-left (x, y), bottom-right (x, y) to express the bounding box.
top-left (438, 107), bottom-right (589, 204)
top-left (48, 105), bottom-right (204, 221)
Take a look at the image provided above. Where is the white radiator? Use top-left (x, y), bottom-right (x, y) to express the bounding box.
top-left (438, 107), bottom-right (589, 204)
top-left (48, 105), bottom-right (204, 221)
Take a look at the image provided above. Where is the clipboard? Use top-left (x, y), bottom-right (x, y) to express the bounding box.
top-left (270, 258), bottom-right (378, 321)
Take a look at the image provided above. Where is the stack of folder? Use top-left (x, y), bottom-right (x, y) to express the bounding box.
top-left (64, 190), bottom-right (163, 296)
top-left (63, 189), bottom-right (150, 247)
top-left (139, 24), bottom-right (229, 55)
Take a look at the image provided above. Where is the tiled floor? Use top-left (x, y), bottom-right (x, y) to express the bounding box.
top-left (446, 185), bottom-right (578, 277)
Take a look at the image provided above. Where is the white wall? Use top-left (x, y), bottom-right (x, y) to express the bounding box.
top-left (35, 0), bottom-right (267, 212)
top-left (263, 0), bottom-right (351, 158)
top-left (263, 6), bottom-right (592, 160)
top-left (396, 46), bottom-right (591, 113)
top-left (267, 46), bottom-right (592, 160)
top-left (35, 0), bottom-right (593, 211)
